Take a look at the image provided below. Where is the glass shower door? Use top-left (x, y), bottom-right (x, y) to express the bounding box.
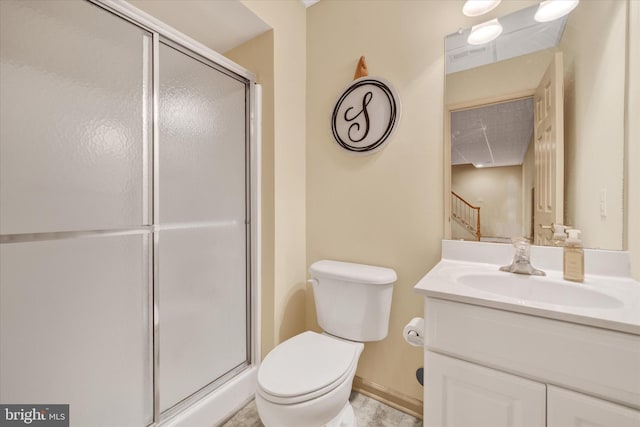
top-left (0, 1), bottom-right (153, 426)
top-left (1, 1), bottom-right (254, 424)
top-left (157, 42), bottom-right (249, 413)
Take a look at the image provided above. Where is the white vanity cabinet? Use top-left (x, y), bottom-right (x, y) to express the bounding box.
top-left (423, 297), bottom-right (640, 427)
top-left (547, 386), bottom-right (640, 427)
top-left (425, 351), bottom-right (546, 427)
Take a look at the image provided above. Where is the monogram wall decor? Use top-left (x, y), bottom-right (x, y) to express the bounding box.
top-left (331, 75), bottom-right (401, 155)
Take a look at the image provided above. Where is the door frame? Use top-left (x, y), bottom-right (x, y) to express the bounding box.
top-left (444, 90), bottom-right (535, 241)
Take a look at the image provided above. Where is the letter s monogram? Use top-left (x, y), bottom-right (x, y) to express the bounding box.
top-left (331, 77), bottom-right (399, 154)
top-left (344, 91), bottom-right (373, 143)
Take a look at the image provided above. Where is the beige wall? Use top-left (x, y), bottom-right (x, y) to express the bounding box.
top-left (306, 0), bottom-right (464, 403)
top-left (446, 49), bottom-right (551, 106)
top-left (452, 164), bottom-right (524, 240)
top-left (562, 0), bottom-right (626, 250)
top-left (305, 0), bottom-right (622, 405)
top-left (225, 31), bottom-right (276, 360)
top-left (236, 0), bottom-right (308, 354)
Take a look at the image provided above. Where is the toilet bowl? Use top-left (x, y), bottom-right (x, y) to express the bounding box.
top-left (255, 260), bottom-right (396, 427)
top-left (255, 331), bottom-right (364, 427)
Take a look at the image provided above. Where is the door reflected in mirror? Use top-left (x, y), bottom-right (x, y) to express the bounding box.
top-left (444, 0), bottom-right (627, 250)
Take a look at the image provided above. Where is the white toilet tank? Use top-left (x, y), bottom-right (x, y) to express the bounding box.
top-left (309, 260), bottom-right (397, 342)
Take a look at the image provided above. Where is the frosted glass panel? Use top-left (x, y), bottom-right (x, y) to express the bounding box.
top-left (159, 43), bottom-right (246, 224)
top-left (0, 235), bottom-right (152, 426)
top-left (159, 227), bottom-right (247, 411)
top-left (0, 0), bottom-right (152, 234)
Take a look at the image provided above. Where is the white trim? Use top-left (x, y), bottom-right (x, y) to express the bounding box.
top-left (252, 83), bottom-right (263, 365)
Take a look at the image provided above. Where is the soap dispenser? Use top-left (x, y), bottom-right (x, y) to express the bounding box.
top-left (563, 229), bottom-right (584, 282)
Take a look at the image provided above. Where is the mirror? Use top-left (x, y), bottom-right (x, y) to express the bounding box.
top-left (444, 0), bottom-right (628, 250)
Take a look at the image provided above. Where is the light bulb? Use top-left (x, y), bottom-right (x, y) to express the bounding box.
top-left (534, 0), bottom-right (579, 23)
top-left (462, 0), bottom-right (502, 17)
top-left (467, 18), bottom-right (503, 45)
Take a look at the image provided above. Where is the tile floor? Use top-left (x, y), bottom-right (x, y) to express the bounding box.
top-left (221, 391), bottom-right (423, 427)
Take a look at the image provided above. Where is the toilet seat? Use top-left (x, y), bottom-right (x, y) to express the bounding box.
top-left (257, 331), bottom-right (359, 405)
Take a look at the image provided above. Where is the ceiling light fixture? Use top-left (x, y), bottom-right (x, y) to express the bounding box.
top-left (462, 0), bottom-right (502, 17)
top-left (467, 18), bottom-right (503, 45)
top-left (534, 0), bottom-right (579, 23)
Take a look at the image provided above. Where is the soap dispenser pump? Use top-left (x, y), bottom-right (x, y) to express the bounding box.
top-left (552, 224), bottom-right (567, 246)
top-left (563, 229), bottom-right (584, 282)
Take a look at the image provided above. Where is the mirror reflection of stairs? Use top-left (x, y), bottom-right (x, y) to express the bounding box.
top-left (451, 191), bottom-right (481, 241)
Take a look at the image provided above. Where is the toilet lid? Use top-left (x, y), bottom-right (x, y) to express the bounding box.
top-left (258, 331), bottom-right (358, 399)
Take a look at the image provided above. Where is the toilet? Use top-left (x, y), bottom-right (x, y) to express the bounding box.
top-left (255, 260), bottom-right (397, 427)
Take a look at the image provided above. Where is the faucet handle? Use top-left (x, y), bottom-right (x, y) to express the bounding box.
top-left (510, 237), bottom-right (530, 245)
top-left (500, 237), bottom-right (545, 276)
top-left (511, 237), bottom-right (531, 256)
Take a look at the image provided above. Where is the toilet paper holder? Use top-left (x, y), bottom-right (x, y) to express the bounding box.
top-left (403, 317), bottom-right (424, 347)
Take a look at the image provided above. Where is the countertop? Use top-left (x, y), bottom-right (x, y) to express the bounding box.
top-left (415, 257), bottom-right (640, 335)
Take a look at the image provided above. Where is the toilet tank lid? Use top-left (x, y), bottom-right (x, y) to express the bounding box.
top-left (309, 260), bottom-right (397, 285)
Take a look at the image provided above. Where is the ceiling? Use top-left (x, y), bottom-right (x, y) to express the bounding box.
top-left (128, 0), bottom-right (271, 53)
top-left (451, 97), bottom-right (534, 168)
top-left (300, 0), bottom-right (321, 7)
top-left (445, 3), bottom-right (567, 74)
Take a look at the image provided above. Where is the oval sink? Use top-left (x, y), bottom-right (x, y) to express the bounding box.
top-left (456, 273), bottom-right (623, 309)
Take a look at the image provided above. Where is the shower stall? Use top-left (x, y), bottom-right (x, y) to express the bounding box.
top-left (0, 1), bottom-right (260, 425)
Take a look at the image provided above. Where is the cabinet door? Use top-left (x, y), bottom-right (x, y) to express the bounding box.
top-left (425, 351), bottom-right (546, 427)
top-left (548, 386), bottom-right (640, 427)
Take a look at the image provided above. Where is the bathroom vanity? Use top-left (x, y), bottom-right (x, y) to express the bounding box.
top-left (414, 241), bottom-right (640, 427)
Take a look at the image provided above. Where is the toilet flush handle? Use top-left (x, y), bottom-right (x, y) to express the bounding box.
top-left (307, 279), bottom-right (319, 287)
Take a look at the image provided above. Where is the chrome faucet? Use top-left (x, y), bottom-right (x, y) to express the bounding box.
top-left (499, 238), bottom-right (546, 276)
